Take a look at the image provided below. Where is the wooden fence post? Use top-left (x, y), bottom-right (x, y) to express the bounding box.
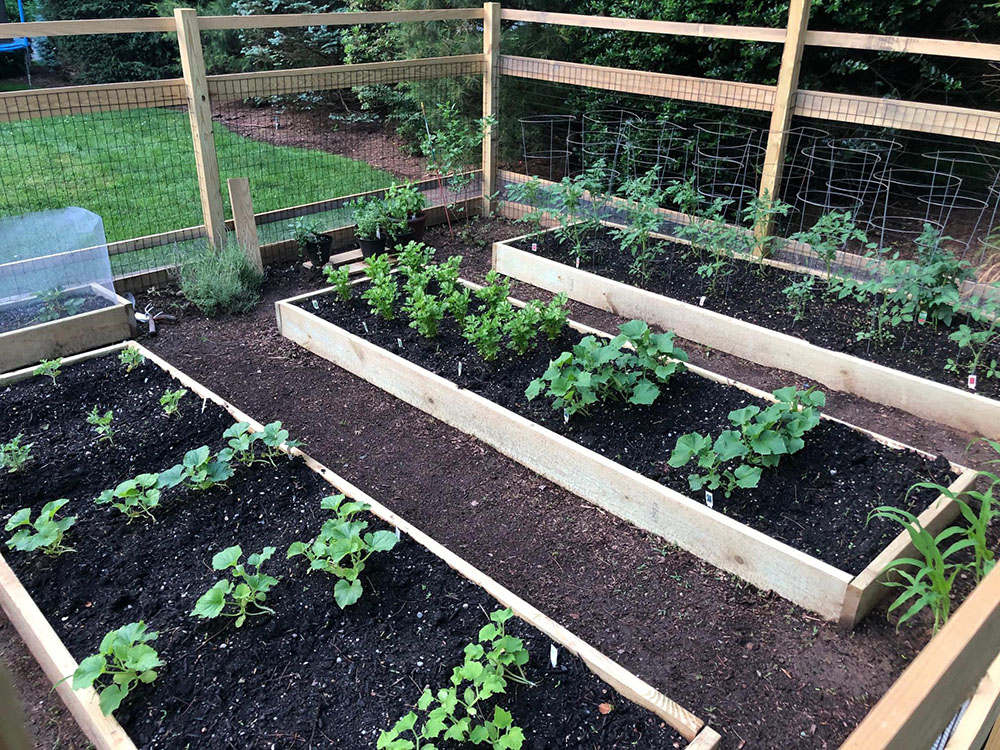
top-left (227, 177), bottom-right (263, 272)
top-left (755, 0), bottom-right (812, 246)
top-left (175, 8), bottom-right (226, 249)
top-left (482, 2), bottom-right (501, 214)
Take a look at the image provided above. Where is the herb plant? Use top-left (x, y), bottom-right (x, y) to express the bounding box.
top-left (191, 545), bottom-right (279, 627)
top-left (0, 434), bottom-right (32, 473)
top-left (87, 407), bottom-right (115, 444)
top-left (503, 303), bottom-right (542, 356)
top-left (118, 348), bottom-right (145, 373)
top-left (5, 499), bottom-right (76, 556)
top-left (33, 358), bottom-right (62, 384)
top-left (463, 311), bottom-right (508, 362)
top-left (405, 287), bottom-right (447, 338)
top-left (287, 494), bottom-right (398, 609)
top-left (323, 265), bottom-right (353, 302)
top-left (160, 387), bottom-right (187, 417)
top-left (72, 622), bottom-right (163, 716)
top-left (362, 253), bottom-right (399, 321)
top-left (96, 474), bottom-right (161, 522)
top-left (538, 293), bottom-right (569, 340)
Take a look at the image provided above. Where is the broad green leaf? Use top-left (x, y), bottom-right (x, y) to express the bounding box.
top-left (4, 508), bottom-right (31, 530)
top-left (334, 578), bottom-right (363, 609)
top-left (212, 545), bottom-right (242, 571)
top-left (367, 530), bottom-right (399, 552)
top-left (98, 684), bottom-right (125, 716)
top-left (72, 654), bottom-right (106, 689)
top-left (192, 580), bottom-right (230, 619)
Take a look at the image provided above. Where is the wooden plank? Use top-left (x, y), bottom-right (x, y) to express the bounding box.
top-left (175, 8), bottom-right (226, 249)
top-left (0, 17), bottom-right (174, 37)
top-left (481, 3), bottom-right (501, 213)
top-left (840, 468), bottom-right (981, 628)
top-left (945, 651), bottom-right (1000, 750)
top-left (756, 0), bottom-right (811, 243)
top-left (0, 552), bottom-right (136, 750)
top-left (491, 238), bottom-right (1000, 440)
top-left (107, 225), bottom-right (206, 257)
top-left (686, 727), bottom-right (723, 750)
top-left (988, 716), bottom-right (1000, 750)
top-left (499, 55), bottom-right (775, 112)
top-left (276, 296), bottom-right (862, 621)
top-left (805, 30), bottom-right (1000, 63)
top-left (841, 563), bottom-right (1000, 750)
top-left (0, 79), bottom-right (187, 123)
top-left (207, 55), bottom-right (484, 102)
top-left (0, 661), bottom-right (32, 750)
top-left (125, 342), bottom-right (707, 743)
top-left (227, 177), bottom-right (262, 272)
top-left (499, 9), bottom-right (786, 43)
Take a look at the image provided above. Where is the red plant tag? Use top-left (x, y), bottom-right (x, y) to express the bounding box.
top-left (968, 374), bottom-right (978, 390)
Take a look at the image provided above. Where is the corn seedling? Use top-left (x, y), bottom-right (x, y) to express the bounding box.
top-left (5, 499), bottom-right (76, 556)
top-left (96, 474), bottom-right (161, 522)
top-left (118, 348), bottom-right (145, 373)
top-left (71, 622), bottom-right (162, 716)
top-left (0, 434), bottom-right (32, 473)
top-left (87, 407), bottom-right (115, 444)
top-left (160, 388), bottom-right (187, 417)
top-left (287, 494), bottom-right (398, 609)
top-left (33, 358), bottom-right (62, 384)
top-left (192, 545), bottom-right (279, 627)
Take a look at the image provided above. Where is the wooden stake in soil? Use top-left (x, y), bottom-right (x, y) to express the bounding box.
top-left (227, 177), bottom-right (263, 272)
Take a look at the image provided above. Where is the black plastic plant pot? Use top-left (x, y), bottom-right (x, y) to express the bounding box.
top-left (358, 236), bottom-right (386, 258)
top-left (407, 212), bottom-right (428, 242)
top-left (389, 231), bottom-right (415, 251)
top-left (304, 237), bottom-right (331, 266)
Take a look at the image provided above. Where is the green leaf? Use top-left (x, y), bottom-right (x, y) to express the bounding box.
top-left (713, 430), bottom-right (748, 462)
top-left (98, 684), bottom-right (125, 716)
top-left (733, 464), bottom-right (762, 489)
top-left (192, 580), bottom-right (230, 619)
top-left (72, 654), bottom-right (106, 689)
top-left (212, 545), bottom-right (242, 571)
top-left (629, 379), bottom-right (660, 405)
top-left (367, 530), bottom-right (399, 552)
top-left (334, 578), bottom-right (363, 609)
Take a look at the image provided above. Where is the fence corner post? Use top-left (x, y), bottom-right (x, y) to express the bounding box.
top-left (175, 7), bottom-right (226, 250)
top-left (227, 177), bottom-right (262, 272)
top-left (482, 2), bottom-right (501, 215)
top-left (756, 0), bottom-right (812, 249)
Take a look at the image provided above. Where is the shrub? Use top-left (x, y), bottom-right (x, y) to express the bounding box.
top-left (177, 236), bottom-right (264, 316)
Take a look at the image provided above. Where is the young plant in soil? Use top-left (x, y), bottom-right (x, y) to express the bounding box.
top-left (192, 545), bottom-right (280, 627)
top-left (505, 176), bottom-right (547, 232)
top-left (789, 210), bottom-right (869, 278)
top-left (362, 253), bottom-right (399, 321)
top-left (33, 287), bottom-right (85, 323)
top-left (87, 407), bottom-right (115, 444)
top-left (526, 320), bottom-right (688, 418)
top-left (379, 608), bottom-right (528, 750)
top-left (324, 265), bottom-right (354, 302)
top-left (119, 348), bottom-right (145, 373)
top-left (545, 160), bottom-right (610, 262)
top-left (71, 621), bottom-right (163, 716)
top-left (612, 169), bottom-right (666, 281)
top-left (782, 274), bottom-right (817, 323)
top-left (158, 446), bottom-right (234, 491)
top-left (5, 499), bottom-right (76, 556)
top-left (256, 421), bottom-right (302, 465)
top-left (504, 302), bottom-right (542, 356)
top-left (96, 474), bottom-right (162, 522)
top-left (538, 293), bottom-right (569, 340)
top-left (287, 494), bottom-right (399, 609)
top-left (405, 287), bottom-right (447, 338)
top-left (946, 295), bottom-right (1000, 383)
top-left (0, 434), bottom-right (32, 473)
top-left (159, 387), bottom-right (187, 417)
top-left (33, 358), bottom-right (62, 384)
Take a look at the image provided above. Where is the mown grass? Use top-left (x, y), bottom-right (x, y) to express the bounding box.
top-left (0, 107), bottom-right (394, 251)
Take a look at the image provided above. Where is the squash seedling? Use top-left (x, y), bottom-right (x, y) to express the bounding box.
top-left (191, 545), bottom-right (279, 627)
top-left (86, 407), bottom-right (115, 444)
top-left (96, 474), bottom-right (161, 522)
top-left (71, 621), bottom-right (163, 716)
top-left (159, 387), bottom-right (187, 417)
top-left (5, 499), bottom-right (76, 556)
top-left (0, 434), bottom-right (32, 473)
top-left (158, 446), bottom-right (234, 491)
top-left (287, 494), bottom-right (398, 609)
top-left (33, 358), bottom-right (62, 384)
top-left (118, 348), bottom-right (145, 373)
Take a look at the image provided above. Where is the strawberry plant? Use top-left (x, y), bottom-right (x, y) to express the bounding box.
top-left (323, 265), bottom-right (353, 302)
top-left (96, 474), bottom-right (161, 522)
top-left (118, 348), bottom-right (145, 373)
top-left (71, 621), bottom-right (163, 716)
top-left (5, 499), bottom-right (76, 556)
top-left (192, 545), bottom-right (279, 627)
top-left (362, 253), bottom-right (399, 321)
top-left (0, 434), bottom-right (32, 473)
top-left (287, 494), bottom-right (398, 609)
top-left (159, 387), bottom-right (187, 417)
top-left (33, 358), bottom-right (62, 384)
top-left (34, 287), bottom-right (85, 323)
top-left (87, 407), bottom-right (115, 444)
top-left (378, 608), bottom-right (528, 750)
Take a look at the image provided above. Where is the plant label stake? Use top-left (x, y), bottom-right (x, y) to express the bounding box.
top-left (362, 321), bottom-right (369, 334)
top-left (969, 373), bottom-right (978, 390)
top-left (531, 242), bottom-right (538, 252)
top-left (397, 338), bottom-right (403, 350)
top-left (704, 491), bottom-right (714, 509)
top-left (575, 257), bottom-right (580, 268)
top-left (563, 409), bottom-right (570, 424)
top-left (918, 310), bottom-right (927, 325)
top-left (458, 360), bottom-right (463, 378)
top-left (550, 644), bottom-right (559, 668)
top-left (312, 300), bottom-right (319, 310)
top-left (394, 527), bottom-right (401, 540)
top-left (699, 296), bottom-right (706, 307)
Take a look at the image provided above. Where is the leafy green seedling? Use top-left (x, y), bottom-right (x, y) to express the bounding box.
top-left (503, 302), bottom-right (542, 356)
top-left (33, 358), bottom-right (62, 384)
top-left (158, 446), bottom-right (234, 491)
top-left (96, 474), bottom-right (161, 522)
top-left (405, 287), bottom-right (447, 339)
top-left (159, 388), bottom-right (187, 417)
top-left (87, 407), bottom-right (114, 444)
top-left (0, 434), bottom-right (32, 473)
top-left (72, 622), bottom-right (162, 716)
top-left (5, 499), bottom-right (76, 556)
top-left (287, 494), bottom-right (398, 609)
top-left (118, 348), bottom-right (145, 373)
top-left (323, 265), bottom-right (353, 302)
top-left (191, 545), bottom-right (279, 627)
top-left (257, 421), bottom-right (302, 465)
top-left (538, 293), bottom-right (569, 341)
top-left (361, 253), bottom-right (399, 320)
top-left (219, 422), bottom-right (257, 466)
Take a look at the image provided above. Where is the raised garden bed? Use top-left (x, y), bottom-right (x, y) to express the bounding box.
top-left (276, 281), bottom-right (978, 627)
top-left (0, 283), bottom-right (134, 372)
top-left (0, 342), bottom-right (719, 749)
top-left (491, 224), bottom-right (1000, 440)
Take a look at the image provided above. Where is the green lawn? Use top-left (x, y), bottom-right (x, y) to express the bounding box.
top-left (0, 107), bottom-right (394, 248)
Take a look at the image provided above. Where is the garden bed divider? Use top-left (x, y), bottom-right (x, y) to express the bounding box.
top-left (275, 283), bottom-right (977, 628)
top-left (491, 228), bottom-right (1000, 440)
top-left (0, 341), bottom-right (718, 749)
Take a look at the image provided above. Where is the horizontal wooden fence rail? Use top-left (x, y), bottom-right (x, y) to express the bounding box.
top-left (0, 79), bottom-right (186, 122)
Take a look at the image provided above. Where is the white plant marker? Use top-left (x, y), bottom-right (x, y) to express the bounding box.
top-left (549, 644), bottom-right (559, 668)
top-left (705, 491), bottom-right (714, 509)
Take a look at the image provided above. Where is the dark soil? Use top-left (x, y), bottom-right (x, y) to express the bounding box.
top-left (0, 354), bottom-right (683, 749)
top-left (0, 291), bottom-right (112, 335)
top-left (297, 290), bottom-right (954, 575)
top-left (511, 227), bottom-right (1000, 399)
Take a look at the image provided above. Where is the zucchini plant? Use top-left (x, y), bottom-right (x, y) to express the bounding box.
top-left (5, 499), bottom-right (76, 556)
top-left (0, 434), bottom-right (32, 473)
top-left (158, 445), bottom-right (234, 491)
top-left (72, 621), bottom-right (163, 716)
top-left (287, 494), bottom-right (398, 609)
top-left (96, 474), bottom-right (162, 522)
top-left (192, 545), bottom-right (280, 627)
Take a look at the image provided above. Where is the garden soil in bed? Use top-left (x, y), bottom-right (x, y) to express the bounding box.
top-left (0, 355), bottom-right (684, 749)
top-left (0, 291), bottom-right (114, 335)
top-left (510, 227), bottom-right (1000, 400)
top-left (298, 292), bottom-right (954, 575)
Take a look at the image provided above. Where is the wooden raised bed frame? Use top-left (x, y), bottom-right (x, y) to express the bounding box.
top-left (0, 342), bottom-right (721, 750)
top-left (0, 283), bottom-right (135, 373)
top-left (276, 283), bottom-right (978, 629)
top-left (491, 225), bottom-right (1000, 441)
